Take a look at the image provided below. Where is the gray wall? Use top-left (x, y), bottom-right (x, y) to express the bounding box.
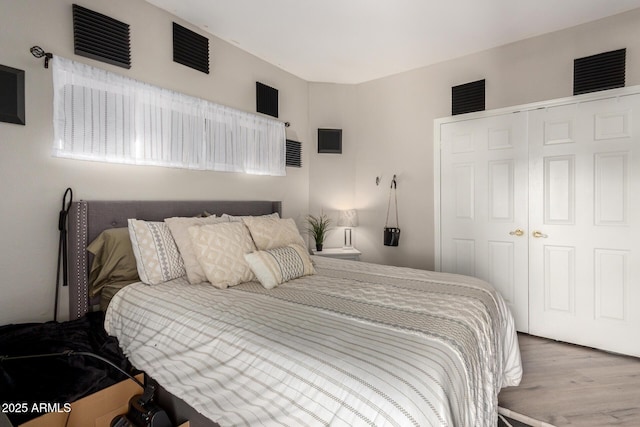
top-left (0, 0), bottom-right (311, 324)
top-left (309, 8), bottom-right (640, 270)
top-left (2, 0), bottom-right (640, 325)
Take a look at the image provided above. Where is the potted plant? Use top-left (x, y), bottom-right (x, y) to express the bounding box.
top-left (306, 214), bottom-right (332, 251)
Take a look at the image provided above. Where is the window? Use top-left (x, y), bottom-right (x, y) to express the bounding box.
top-left (52, 57), bottom-right (285, 176)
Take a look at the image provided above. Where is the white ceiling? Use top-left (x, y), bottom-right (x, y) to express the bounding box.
top-left (146, 0), bottom-right (640, 84)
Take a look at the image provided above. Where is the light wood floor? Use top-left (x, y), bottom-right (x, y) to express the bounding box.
top-left (498, 333), bottom-right (640, 426)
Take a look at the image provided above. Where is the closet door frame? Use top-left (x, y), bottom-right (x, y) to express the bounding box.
top-left (435, 85), bottom-right (640, 269)
top-left (434, 85), bottom-right (640, 339)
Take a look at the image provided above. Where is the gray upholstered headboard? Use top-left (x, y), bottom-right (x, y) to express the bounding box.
top-left (67, 200), bottom-right (282, 319)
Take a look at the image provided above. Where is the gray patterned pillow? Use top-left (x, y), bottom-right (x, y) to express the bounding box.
top-left (128, 219), bottom-right (185, 285)
top-left (244, 244), bottom-right (315, 289)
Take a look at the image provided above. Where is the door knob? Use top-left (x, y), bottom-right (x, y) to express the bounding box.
top-left (532, 230), bottom-right (548, 238)
top-left (509, 228), bottom-right (524, 237)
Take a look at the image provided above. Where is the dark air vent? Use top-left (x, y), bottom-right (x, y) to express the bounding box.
top-left (256, 82), bottom-right (278, 118)
top-left (452, 79), bottom-right (485, 116)
top-left (574, 49), bottom-right (625, 95)
top-left (173, 22), bottom-right (209, 74)
top-left (286, 139), bottom-right (302, 168)
top-left (72, 4), bottom-right (131, 69)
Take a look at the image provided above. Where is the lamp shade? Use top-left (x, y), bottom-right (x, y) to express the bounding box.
top-left (338, 209), bottom-right (359, 227)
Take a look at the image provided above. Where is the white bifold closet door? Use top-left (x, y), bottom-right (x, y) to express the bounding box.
top-left (439, 112), bottom-right (530, 332)
top-left (438, 90), bottom-right (640, 357)
top-left (528, 94), bottom-right (640, 357)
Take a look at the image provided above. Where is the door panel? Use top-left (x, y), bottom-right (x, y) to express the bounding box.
top-left (543, 155), bottom-right (575, 224)
top-left (543, 245), bottom-right (575, 314)
top-left (440, 112), bottom-right (529, 332)
top-left (594, 152), bottom-right (628, 225)
top-left (528, 94), bottom-right (640, 356)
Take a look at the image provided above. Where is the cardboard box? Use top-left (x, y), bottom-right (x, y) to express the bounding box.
top-left (18, 375), bottom-right (188, 427)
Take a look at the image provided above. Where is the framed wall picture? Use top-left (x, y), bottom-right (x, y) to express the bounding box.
top-left (0, 64), bottom-right (25, 125)
top-left (256, 81), bottom-right (278, 118)
top-left (318, 128), bottom-right (342, 153)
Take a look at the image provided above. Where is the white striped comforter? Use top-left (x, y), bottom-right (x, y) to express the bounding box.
top-left (105, 257), bottom-right (522, 427)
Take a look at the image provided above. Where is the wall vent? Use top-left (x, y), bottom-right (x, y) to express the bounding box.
top-left (72, 4), bottom-right (131, 69)
top-left (286, 139), bottom-right (302, 167)
top-left (256, 82), bottom-right (279, 118)
top-left (574, 49), bottom-right (625, 95)
top-left (173, 22), bottom-right (209, 74)
top-left (452, 79), bottom-right (485, 116)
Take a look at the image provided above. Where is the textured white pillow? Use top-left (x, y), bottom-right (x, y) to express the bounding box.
top-left (128, 219), bottom-right (185, 285)
top-left (242, 217), bottom-right (306, 250)
top-left (188, 222), bottom-right (256, 289)
top-left (245, 244), bottom-right (315, 289)
top-left (165, 215), bottom-right (229, 284)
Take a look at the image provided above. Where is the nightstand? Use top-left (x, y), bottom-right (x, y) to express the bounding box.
top-left (312, 247), bottom-right (361, 261)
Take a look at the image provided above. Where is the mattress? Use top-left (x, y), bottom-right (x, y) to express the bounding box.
top-left (105, 256), bottom-right (522, 426)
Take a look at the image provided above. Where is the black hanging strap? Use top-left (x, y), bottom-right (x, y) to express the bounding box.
top-left (54, 188), bottom-right (73, 321)
top-left (385, 176), bottom-right (399, 228)
top-left (384, 176), bottom-right (401, 246)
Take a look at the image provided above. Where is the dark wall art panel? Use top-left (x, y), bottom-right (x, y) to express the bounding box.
top-left (256, 82), bottom-right (279, 118)
top-left (318, 128), bottom-right (342, 154)
top-left (0, 64), bottom-right (25, 125)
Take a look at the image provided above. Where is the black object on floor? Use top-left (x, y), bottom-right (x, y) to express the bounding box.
top-left (0, 311), bottom-right (134, 425)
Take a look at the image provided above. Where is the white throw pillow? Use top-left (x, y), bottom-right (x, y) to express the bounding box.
top-left (165, 215), bottom-right (229, 284)
top-left (188, 222), bottom-right (256, 289)
top-left (222, 212), bottom-right (280, 222)
top-left (242, 217), bottom-right (306, 251)
top-left (245, 244), bottom-right (315, 289)
top-left (128, 219), bottom-right (185, 285)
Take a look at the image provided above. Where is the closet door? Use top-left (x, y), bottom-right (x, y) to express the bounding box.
top-left (528, 94), bottom-right (640, 356)
top-left (439, 112), bottom-right (529, 332)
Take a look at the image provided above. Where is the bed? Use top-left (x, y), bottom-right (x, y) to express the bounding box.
top-left (67, 200), bottom-right (522, 427)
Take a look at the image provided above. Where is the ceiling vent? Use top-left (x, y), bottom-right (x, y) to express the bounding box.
top-left (256, 82), bottom-right (279, 118)
top-left (286, 139), bottom-right (302, 168)
top-left (574, 48), bottom-right (625, 96)
top-left (173, 22), bottom-right (209, 74)
top-left (72, 4), bottom-right (131, 69)
top-left (452, 79), bottom-right (485, 116)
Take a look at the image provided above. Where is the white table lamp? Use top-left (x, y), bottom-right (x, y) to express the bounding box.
top-left (337, 209), bottom-right (358, 248)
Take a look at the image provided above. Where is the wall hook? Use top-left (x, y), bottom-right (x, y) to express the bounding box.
top-left (391, 174), bottom-right (397, 189)
top-left (375, 176), bottom-right (381, 186)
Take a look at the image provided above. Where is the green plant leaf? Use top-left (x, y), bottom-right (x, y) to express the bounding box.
top-left (305, 214), bottom-right (333, 244)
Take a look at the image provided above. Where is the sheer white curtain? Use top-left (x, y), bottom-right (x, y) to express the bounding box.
top-left (52, 57), bottom-right (286, 176)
